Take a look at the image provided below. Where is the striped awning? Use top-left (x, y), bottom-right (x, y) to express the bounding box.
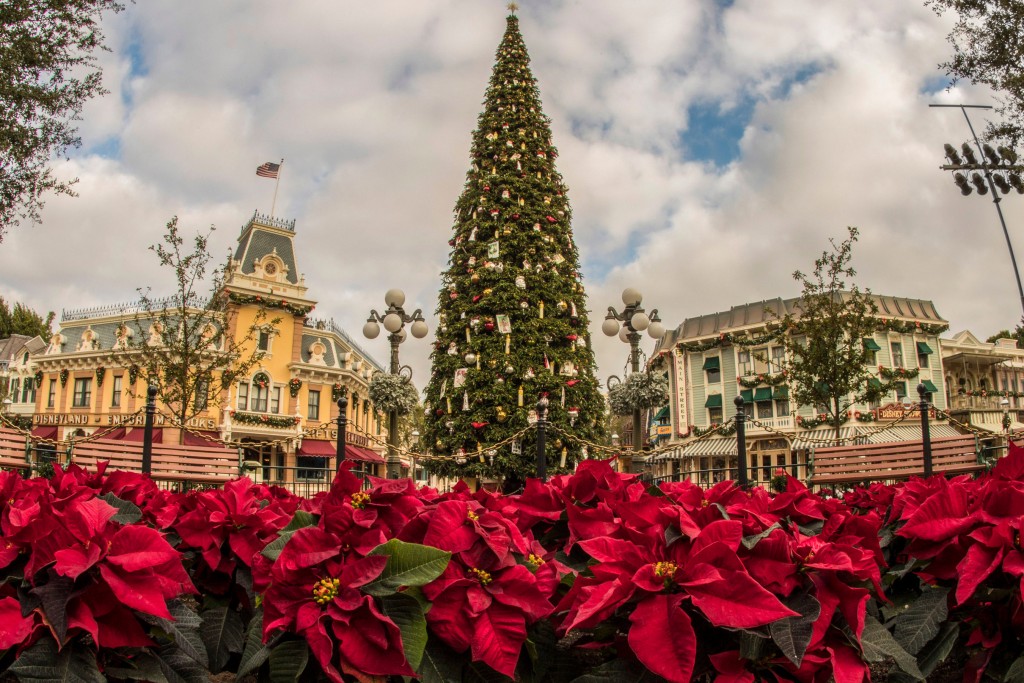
top-left (967, 417), bottom-right (1024, 434)
top-left (866, 424), bottom-right (964, 443)
top-left (792, 427), bottom-right (861, 450)
top-left (681, 436), bottom-right (738, 457)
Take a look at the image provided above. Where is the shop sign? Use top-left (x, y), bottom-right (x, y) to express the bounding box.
top-left (875, 402), bottom-right (936, 420)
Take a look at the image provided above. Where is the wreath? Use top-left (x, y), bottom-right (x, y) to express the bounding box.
top-left (252, 371), bottom-right (271, 389)
top-left (331, 383), bottom-right (346, 402)
top-left (288, 377), bottom-right (303, 397)
top-left (368, 374), bottom-right (418, 415)
top-left (608, 372), bottom-right (669, 416)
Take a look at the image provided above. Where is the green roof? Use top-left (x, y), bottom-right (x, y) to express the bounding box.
top-left (653, 405), bottom-right (670, 421)
top-left (739, 389), bottom-right (753, 403)
top-left (916, 341), bottom-right (934, 355)
top-left (702, 356), bottom-right (721, 371)
top-left (753, 387), bottom-right (773, 402)
top-left (863, 338), bottom-right (881, 351)
top-left (705, 394), bottom-right (723, 408)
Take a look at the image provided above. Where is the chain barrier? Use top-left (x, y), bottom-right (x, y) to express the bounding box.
top-left (745, 409), bottom-right (915, 447)
top-left (548, 417), bottom-right (740, 462)
top-left (360, 427), bottom-right (535, 463)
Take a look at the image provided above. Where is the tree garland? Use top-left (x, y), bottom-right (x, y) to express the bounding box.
top-left (227, 292), bottom-right (314, 317)
top-left (737, 371), bottom-right (788, 388)
top-left (368, 374), bottom-right (418, 415)
top-left (878, 366), bottom-right (919, 381)
top-left (607, 373), bottom-right (668, 416)
top-left (229, 411), bottom-right (299, 428)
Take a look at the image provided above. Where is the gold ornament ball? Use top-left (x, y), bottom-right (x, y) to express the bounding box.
top-left (487, 358), bottom-right (498, 368)
top-left (435, 439), bottom-right (444, 449)
top-left (496, 406), bottom-right (508, 422)
top-left (553, 438), bottom-right (563, 448)
top-left (471, 273), bottom-right (480, 282)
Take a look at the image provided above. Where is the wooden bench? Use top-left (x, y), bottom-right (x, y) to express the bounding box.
top-left (0, 427), bottom-right (32, 474)
top-left (809, 434), bottom-right (984, 488)
top-left (70, 439), bottom-right (241, 486)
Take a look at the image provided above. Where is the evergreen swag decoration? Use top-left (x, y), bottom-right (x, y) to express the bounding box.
top-left (331, 383), bottom-right (346, 402)
top-left (368, 374), bottom-right (418, 415)
top-left (879, 366), bottom-right (919, 381)
top-left (608, 373), bottom-right (669, 417)
top-left (288, 377), bottom-right (302, 397)
top-left (58, 368), bottom-right (69, 387)
top-left (128, 364), bottom-right (140, 386)
top-left (737, 371), bottom-right (787, 388)
top-left (33, 370), bottom-right (42, 386)
top-left (227, 292), bottom-right (314, 317)
top-left (95, 366), bottom-right (106, 387)
top-left (692, 421), bottom-right (736, 438)
top-left (230, 411), bottom-right (299, 428)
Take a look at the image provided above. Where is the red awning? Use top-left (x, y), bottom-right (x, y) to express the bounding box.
top-left (102, 427), bottom-right (127, 440)
top-left (297, 439), bottom-right (337, 458)
top-left (30, 426), bottom-right (57, 440)
top-left (124, 428), bottom-right (163, 443)
top-left (182, 430), bottom-right (229, 449)
top-left (345, 445), bottom-right (385, 464)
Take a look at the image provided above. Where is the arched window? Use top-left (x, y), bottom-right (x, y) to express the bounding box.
top-left (237, 371), bottom-right (280, 413)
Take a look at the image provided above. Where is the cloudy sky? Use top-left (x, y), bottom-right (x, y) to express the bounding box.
top-left (0, 0), bottom-right (1018, 385)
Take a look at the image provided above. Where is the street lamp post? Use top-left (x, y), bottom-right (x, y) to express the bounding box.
top-left (932, 103), bottom-right (1024, 316)
top-left (602, 288), bottom-right (666, 459)
top-left (362, 289), bottom-right (428, 479)
top-left (1002, 397), bottom-right (1011, 454)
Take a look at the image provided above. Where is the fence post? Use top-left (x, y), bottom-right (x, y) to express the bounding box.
top-left (536, 397), bottom-right (549, 482)
top-left (141, 385), bottom-right (157, 475)
top-left (918, 383), bottom-right (933, 478)
top-left (734, 396), bottom-right (748, 487)
top-left (335, 395), bottom-right (348, 474)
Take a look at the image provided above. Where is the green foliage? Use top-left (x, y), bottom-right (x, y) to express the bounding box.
top-left (364, 539), bottom-right (452, 596)
top-left (773, 227), bottom-right (899, 443)
top-left (987, 327), bottom-right (1024, 349)
top-left (607, 372), bottom-right (668, 416)
top-left (0, 296), bottom-right (55, 341)
top-left (368, 373), bottom-right (419, 415)
top-left (126, 217), bottom-right (277, 435)
top-left (927, 0), bottom-right (1024, 148)
top-left (0, 0), bottom-right (123, 237)
top-left (422, 13), bottom-right (606, 481)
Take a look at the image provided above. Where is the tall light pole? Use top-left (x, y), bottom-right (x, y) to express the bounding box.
top-left (932, 103), bottom-right (1024, 316)
top-left (602, 288), bottom-right (666, 458)
top-left (362, 289), bottom-right (428, 479)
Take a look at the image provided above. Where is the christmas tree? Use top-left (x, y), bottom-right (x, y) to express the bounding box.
top-left (422, 6), bottom-right (606, 484)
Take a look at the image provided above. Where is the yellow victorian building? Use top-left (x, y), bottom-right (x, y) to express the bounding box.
top-left (28, 212), bottom-right (388, 484)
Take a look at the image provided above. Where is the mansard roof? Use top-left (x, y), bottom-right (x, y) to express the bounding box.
top-left (233, 211), bottom-right (299, 284)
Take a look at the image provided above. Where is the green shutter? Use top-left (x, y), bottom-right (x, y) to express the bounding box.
top-left (702, 356), bottom-right (721, 371)
top-left (705, 394), bottom-right (723, 408)
top-left (916, 341), bottom-right (933, 355)
top-left (773, 385), bottom-right (789, 399)
top-left (922, 379), bottom-right (939, 393)
top-left (739, 389), bottom-right (753, 403)
top-left (753, 387), bottom-right (773, 402)
top-left (862, 338), bottom-right (881, 351)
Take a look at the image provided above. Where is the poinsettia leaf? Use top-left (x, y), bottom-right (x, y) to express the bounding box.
top-left (664, 524), bottom-right (683, 548)
top-left (570, 659), bottom-right (668, 682)
top-left (29, 571), bottom-right (74, 643)
top-left (380, 592), bottom-right (428, 672)
top-left (739, 630), bottom-right (769, 661)
top-left (465, 661), bottom-right (512, 683)
top-left (1003, 654), bottom-right (1024, 683)
top-left (144, 599), bottom-right (208, 669)
top-left (893, 586), bottom-right (949, 656)
top-left (860, 614), bottom-right (923, 680)
top-left (741, 522), bottom-right (782, 550)
top-left (101, 492), bottom-right (143, 525)
top-left (200, 603), bottom-right (245, 673)
top-left (7, 636), bottom-right (105, 683)
top-left (418, 639), bottom-right (466, 683)
top-left (628, 594), bottom-right (696, 683)
top-left (282, 509), bottom-right (316, 533)
top-left (524, 620), bottom-right (558, 682)
top-left (237, 611), bottom-right (284, 679)
top-left (269, 640), bottom-right (309, 683)
top-left (152, 643), bottom-right (209, 683)
top-left (364, 539), bottom-right (451, 597)
top-left (261, 530), bottom-right (296, 563)
top-left (916, 622), bottom-right (959, 679)
top-left (769, 593), bottom-right (821, 667)
top-left (103, 652), bottom-right (170, 683)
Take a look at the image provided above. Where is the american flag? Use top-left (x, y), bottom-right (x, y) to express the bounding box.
top-left (256, 161), bottom-right (280, 179)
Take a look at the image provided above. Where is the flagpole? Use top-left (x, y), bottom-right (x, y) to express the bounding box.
top-left (270, 158), bottom-right (284, 217)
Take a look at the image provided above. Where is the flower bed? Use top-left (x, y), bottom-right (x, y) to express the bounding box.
top-left (1, 448), bottom-right (1024, 681)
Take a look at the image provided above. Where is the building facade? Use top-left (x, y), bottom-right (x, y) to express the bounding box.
top-left (647, 294), bottom-right (956, 485)
top-left (22, 212), bottom-right (389, 484)
top-left (940, 330), bottom-right (1024, 436)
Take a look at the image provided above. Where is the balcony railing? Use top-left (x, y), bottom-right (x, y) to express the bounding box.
top-left (747, 416), bottom-right (793, 432)
top-left (948, 394), bottom-right (1021, 412)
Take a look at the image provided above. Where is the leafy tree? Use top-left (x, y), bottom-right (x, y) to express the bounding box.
top-left (0, 297), bottom-right (54, 340)
top-left (421, 9), bottom-right (606, 484)
top-left (927, 0), bottom-right (1024, 147)
top-left (0, 0), bottom-right (123, 238)
top-left (123, 217), bottom-right (275, 440)
top-left (986, 326), bottom-right (1024, 348)
top-left (772, 227), bottom-right (898, 443)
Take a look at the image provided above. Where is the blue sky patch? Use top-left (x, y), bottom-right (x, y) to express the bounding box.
top-left (682, 97), bottom-right (755, 167)
top-left (920, 75), bottom-right (953, 96)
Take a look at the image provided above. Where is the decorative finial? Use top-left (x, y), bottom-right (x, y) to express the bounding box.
top-left (507, 2), bottom-right (518, 14)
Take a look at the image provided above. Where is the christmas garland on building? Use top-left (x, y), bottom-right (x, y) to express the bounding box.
top-left (288, 377), bottom-right (302, 397)
top-left (737, 371), bottom-right (788, 388)
top-left (879, 366), bottom-right (919, 381)
top-left (332, 383), bottom-right (346, 402)
top-left (962, 389), bottom-right (1024, 399)
top-left (59, 369), bottom-right (69, 387)
top-left (692, 422), bottom-right (737, 438)
top-left (229, 411), bottom-right (300, 428)
top-left (33, 370), bottom-right (42, 386)
top-left (128, 364), bottom-right (140, 386)
top-left (228, 292), bottom-right (314, 317)
top-left (676, 319), bottom-right (946, 354)
top-left (878, 319), bottom-right (948, 335)
top-left (95, 366), bottom-right (106, 387)
top-left (795, 413), bottom-right (850, 430)
top-left (252, 372), bottom-right (270, 389)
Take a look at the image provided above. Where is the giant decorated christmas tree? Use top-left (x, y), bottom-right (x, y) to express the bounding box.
top-left (423, 7), bottom-right (606, 483)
